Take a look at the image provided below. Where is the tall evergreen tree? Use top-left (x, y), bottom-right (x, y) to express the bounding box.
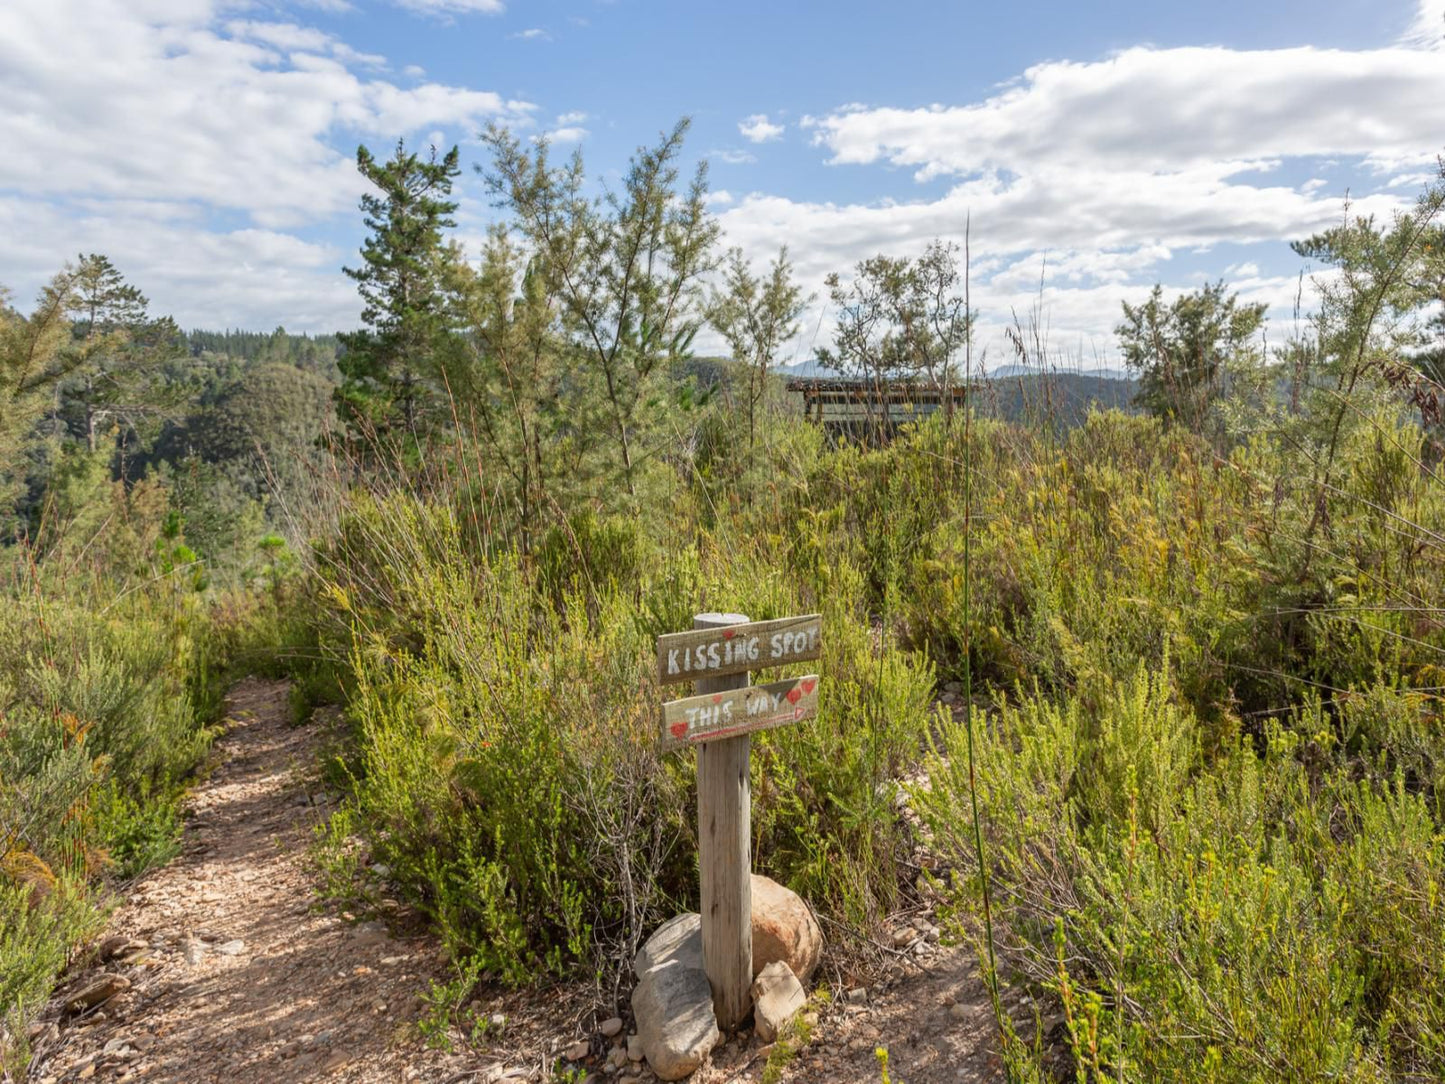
top-left (1, 272), bottom-right (84, 533)
top-left (61, 254), bottom-right (186, 459)
top-left (338, 140), bottom-right (461, 443)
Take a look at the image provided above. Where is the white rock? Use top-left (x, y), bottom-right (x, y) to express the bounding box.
top-left (750, 961), bottom-right (806, 1043)
top-left (631, 963), bottom-right (719, 1081)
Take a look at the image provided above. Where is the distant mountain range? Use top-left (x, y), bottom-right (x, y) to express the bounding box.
top-left (776, 359), bottom-right (1131, 382)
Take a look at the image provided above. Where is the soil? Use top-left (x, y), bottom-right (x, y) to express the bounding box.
top-left (22, 678), bottom-right (1003, 1084)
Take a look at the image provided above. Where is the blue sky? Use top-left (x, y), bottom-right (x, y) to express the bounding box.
top-left (1, 0), bottom-right (1442, 365)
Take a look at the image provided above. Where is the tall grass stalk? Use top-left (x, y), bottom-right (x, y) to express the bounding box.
top-left (961, 212), bottom-right (1002, 1016)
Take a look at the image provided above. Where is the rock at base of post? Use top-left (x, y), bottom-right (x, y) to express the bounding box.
top-left (750, 960), bottom-right (807, 1042)
top-left (750, 874), bottom-right (824, 983)
top-left (632, 917), bottom-right (721, 1081)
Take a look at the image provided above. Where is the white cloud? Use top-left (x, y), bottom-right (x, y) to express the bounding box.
top-left (0, 196), bottom-right (357, 332)
top-left (545, 126), bottom-right (588, 143)
top-left (556, 110), bottom-right (588, 125)
top-left (738, 113), bottom-right (784, 143)
top-left (0, 0), bottom-right (533, 227)
top-left (710, 149), bottom-right (757, 165)
top-left (509, 27), bottom-right (551, 40)
top-left (0, 0), bottom-right (532, 328)
top-left (807, 46), bottom-right (1445, 182)
top-left (388, 0), bottom-right (505, 16)
top-left (1404, 0), bottom-right (1444, 47)
top-left (714, 19), bottom-right (1445, 361)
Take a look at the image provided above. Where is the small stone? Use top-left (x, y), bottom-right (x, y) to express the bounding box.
top-left (607, 1046), bottom-right (629, 1069)
top-left (564, 1039), bottom-right (590, 1061)
top-left (489, 1013), bottom-right (507, 1030)
top-left (600, 1016), bottom-right (624, 1038)
top-left (371, 863), bottom-right (392, 879)
top-left (97, 935), bottom-right (144, 960)
top-left (627, 1034), bottom-right (644, 1062)
top-left (846, 987), bottom-right (868, 1005)
top-left (183, 939), bottom-right (206, 965)
top-left (66, 975), bottom-right (131, 1012)
top-left (949, 1001), bottom-right (971, 1022)
top-left (750, 960), bottom-right (806, 1043)
top-left (891, 927), bottom-right (915, 949)
top-left (352, 922), bottom-right (389, 947)
top-left (214, 939), bottom-right (246, 956)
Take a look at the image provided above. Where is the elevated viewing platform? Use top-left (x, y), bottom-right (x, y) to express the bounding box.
top-left (785, 375), bottom-right (969, 438)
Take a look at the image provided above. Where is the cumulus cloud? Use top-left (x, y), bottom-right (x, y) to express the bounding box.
top-left (714, 9), bottom-right (1445, 359)
top-left (0, 0), bottom-right (532, 226)
top-left (738, 113), bottom-right (784, 143)
top-left (0, 0), bottom-right (531, 328)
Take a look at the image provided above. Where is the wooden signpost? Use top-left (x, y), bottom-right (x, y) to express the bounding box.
top-left (655, 612), bottom-right (822, 1030)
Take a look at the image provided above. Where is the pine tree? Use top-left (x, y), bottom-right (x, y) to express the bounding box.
top-left (62, 254), bottom-right (185, 458)
top-left (338, 140), bottom-right (461, 443)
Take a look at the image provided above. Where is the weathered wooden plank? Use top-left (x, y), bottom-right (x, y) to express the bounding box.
top-left (656, 613), bottom-right (822, 685)
top-left (660, 675), bottom-right (820, 751)
top-left (693, 614), bottom-right (753, 1031)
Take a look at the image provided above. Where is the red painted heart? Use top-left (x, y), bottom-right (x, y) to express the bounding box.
top-left (723, 629), bottom-right (735, 640)
top-left (712, 694), bottom-right (723, 704)
top-left (786, 687), bottom-right (802, 705)
top-left (669, 722), bottom-right (688, 739)
top-left (801, 679), bottom-right (816, 694)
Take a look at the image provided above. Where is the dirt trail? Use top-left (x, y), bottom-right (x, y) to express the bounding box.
top-left (24, 678), bottom-right (1003, 1084)
top-left (26, 678), bottom-right (462, 1084)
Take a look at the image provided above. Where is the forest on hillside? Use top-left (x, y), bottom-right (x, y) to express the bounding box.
top-left (3, 119), bottom-right (1445, 1082)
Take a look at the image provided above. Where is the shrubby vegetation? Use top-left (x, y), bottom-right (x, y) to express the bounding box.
top-left (4, 114), bottom-right (1444, 1083)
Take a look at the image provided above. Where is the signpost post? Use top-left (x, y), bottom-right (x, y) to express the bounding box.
top-left (656, 612), bottom-right (822, 1030)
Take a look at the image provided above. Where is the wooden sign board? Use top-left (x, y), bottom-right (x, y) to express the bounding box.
top-left (661, 675), bottom-right (820, 751)
top-left (656, 614), bottom-right (822, 685)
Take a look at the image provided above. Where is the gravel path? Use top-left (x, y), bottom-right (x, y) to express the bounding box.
top-left (25, 678), bottom-right (460, 1084)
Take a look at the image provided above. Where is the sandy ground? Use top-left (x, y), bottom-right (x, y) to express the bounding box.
top-left (22, 678), bottom-right (1003, 1084)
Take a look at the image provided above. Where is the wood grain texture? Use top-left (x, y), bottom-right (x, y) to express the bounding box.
top-left (693, 613), bottom-right (754, 1031)
top-left (660, 675), bottom-right (820, 752)
top-left (656, 613), bottom-right (822, 685)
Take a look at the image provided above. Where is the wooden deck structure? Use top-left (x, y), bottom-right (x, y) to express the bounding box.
top-left (786, 376), bottom-right (969, 440)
